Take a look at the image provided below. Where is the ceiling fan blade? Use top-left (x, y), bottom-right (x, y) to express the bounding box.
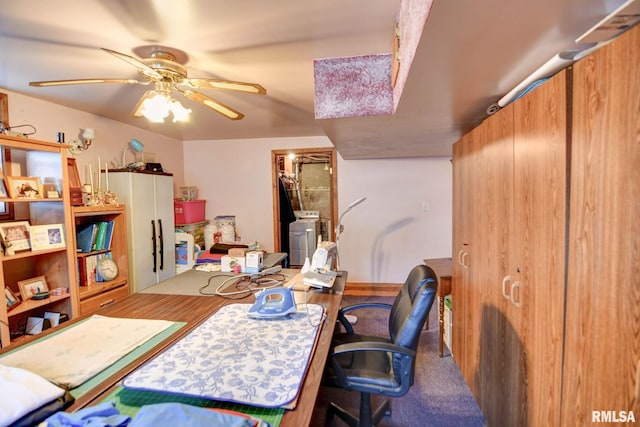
top-left (177, 88), bottom-right (244, 120)
top-left (30, 78), bottom-right (148, 87)
top-left (184, 78), bottom-right (266, 95)
top-left (101, 47), bottom-right (163, 80)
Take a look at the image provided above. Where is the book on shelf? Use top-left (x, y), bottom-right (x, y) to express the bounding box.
top-left (76, 223), bottom-right (97, 253)
top-left (93, 221), bottom-right (109, 251)
top-left (104, 220), bottom-right (115, 251)
top-left (76, 220), bottom-right (115, 253)
top-left (79, 251), bottom-right (113, 285)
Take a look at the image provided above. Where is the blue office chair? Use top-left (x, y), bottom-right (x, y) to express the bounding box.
top-left (323, 264), bottom-right (438, 427)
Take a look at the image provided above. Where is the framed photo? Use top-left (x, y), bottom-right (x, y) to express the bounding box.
top-left (0, 170), bottom-right (8, 198)
top-left (0, 92), bottom-right (7, 130)
top-left (0, 220), bottom-right (31, 251)
top-left (18, 276), bottom-right (48, 301)
top-left (0, 150), bottom-right (14, 220)
top-left (5, 287), bottom-right (20, 312)
top-left (6, 176), bottom-right (42, 199)
top-left (30, 223), bottom-right (66, 251)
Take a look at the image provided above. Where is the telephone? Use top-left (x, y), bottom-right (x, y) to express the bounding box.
top-left (311, 241), bottom-right (337, 271)
top-left (248, 287), bottom-right (296, 318)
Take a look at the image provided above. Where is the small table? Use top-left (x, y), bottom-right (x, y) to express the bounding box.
top-left (424, 258), bottom-right (452, 358)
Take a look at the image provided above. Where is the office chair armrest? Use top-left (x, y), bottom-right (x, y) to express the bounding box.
top-left (338, 302), bottom-right (392, 333)
top-left (333, 340), bottom-right (416, 358)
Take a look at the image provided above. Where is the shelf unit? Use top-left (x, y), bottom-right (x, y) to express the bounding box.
top-left (71, 205), bottom-right (129, 315)
top-left (0, 134), bottom-right (77, 349)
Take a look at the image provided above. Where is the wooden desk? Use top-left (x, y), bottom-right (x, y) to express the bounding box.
top-left (4, 272), bottom-right (346, 427)
top-left (423, 258), bottom-right (452, 358)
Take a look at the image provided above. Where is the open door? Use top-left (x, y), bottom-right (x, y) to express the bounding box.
top-left (271, 148), bottom-right (338, 267)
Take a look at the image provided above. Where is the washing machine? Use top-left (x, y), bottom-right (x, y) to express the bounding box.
top-left (289, 217), bottom-right (321, 266)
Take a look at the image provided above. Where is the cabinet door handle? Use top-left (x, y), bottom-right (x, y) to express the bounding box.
top-left (158, 219), bottom-right (164, 271)
top-left (458, 249), bottom-right (465, 266)
top-left (461, 251), bottom-right (469, 268)
top-left (100, 298), bottom-right (115, 307)
top-left (510, 281), bottom-right (521, 308)
top-left (502, 276), bottom-right (511, 300)
top-left (151, 220), bottom-right (157, 273)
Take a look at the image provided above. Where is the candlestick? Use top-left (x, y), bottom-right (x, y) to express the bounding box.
top-left (105, 161), bottom-right (109, 191)
top-left (89, 164), bottom-right (94, 191)
top-left (97, 157), bottom-right (101, 191)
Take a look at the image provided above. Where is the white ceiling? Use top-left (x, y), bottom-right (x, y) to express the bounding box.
top-left (0, 0), bottom-right (631, 159)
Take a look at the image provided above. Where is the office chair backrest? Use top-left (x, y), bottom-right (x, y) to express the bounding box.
top-left (389, 264), bottom-right (438, 350)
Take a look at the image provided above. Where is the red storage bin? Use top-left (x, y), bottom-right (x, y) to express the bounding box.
top-left (174, 200), bottom-right (206, 224)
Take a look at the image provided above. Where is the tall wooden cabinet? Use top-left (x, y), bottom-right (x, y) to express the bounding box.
top-left (0, 135), bottom-right (77, 348)
top-left (452, 24), bottom-right (639, 426)
top-left (106, 170), bottom-right (176, 293)
top-left (560, 24), bottom-right (640, 425)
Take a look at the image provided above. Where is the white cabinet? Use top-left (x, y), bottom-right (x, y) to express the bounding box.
top-left (105, 171), bottom-right (176, 292)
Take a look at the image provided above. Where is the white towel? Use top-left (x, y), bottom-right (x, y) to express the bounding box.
top-left (0, 363), bottom-right (65, 426)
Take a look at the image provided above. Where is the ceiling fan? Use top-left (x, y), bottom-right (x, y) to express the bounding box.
top-left (29, 46), bottom-right (267, 121)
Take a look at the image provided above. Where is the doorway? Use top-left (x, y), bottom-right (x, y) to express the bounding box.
top-left (271, 148), bottom-right (338, 267)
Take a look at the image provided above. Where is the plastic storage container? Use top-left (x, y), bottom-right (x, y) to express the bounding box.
top-left (174, 200), bottom-right (206, 224)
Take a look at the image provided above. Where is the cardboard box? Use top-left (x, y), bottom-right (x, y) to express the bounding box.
top-left (174, 200), bottom-right (206, 225)
top-left (228, 248), bottom-right (249, 258)
top-left (221, 255), bottom-right (245, 273)
top-left (245, 251), bottom-right (264, 273)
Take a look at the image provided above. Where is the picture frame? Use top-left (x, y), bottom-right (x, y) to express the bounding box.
top-left (6, 176), bottom-right (42, 199)
top-left (0, 220), bottom-right (31, 251)
top-left (67, 158), bottom-right (83, 206)
top-left (5, 287), bottom-right (20, 312)
top-left (29, 223), bottom-right (66, 251)
top-left (0, 150), bottom-right (15, 221)
top-left (0, 170), bottom-right (8, 198)
top-left (18, 275), bottom-right (48, 301)
top-left (0, 92), bottom-right (8, 130)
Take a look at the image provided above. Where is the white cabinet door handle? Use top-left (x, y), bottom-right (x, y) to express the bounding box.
top-left (510, 281), bottom-right (521, 308)
top-left (458, 249), bottom-right (465, 266)
top-left (502, 276), bottom-right (511, 300)
top-left (461, 251), bottom-right (469, 268)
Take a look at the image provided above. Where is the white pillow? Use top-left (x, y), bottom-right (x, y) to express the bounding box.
top-left (0, 363), bottom-right (65, 426)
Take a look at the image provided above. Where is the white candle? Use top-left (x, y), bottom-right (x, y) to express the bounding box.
top-left (105, 161), bottom-right (109, 191)
top-left (97, 157), bottom-right (101, 191)
top-left (89, 164), bottom-right (94, 191)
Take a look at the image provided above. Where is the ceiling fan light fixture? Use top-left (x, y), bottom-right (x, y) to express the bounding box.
top-left (169, 99), bottom-right (191, 123)
top-left (139, 92), bottom-right (170, 122)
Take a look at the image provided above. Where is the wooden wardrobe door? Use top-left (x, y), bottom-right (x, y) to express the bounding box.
top-left (511, 68), bottom-right (568, 427)
top-left (561, 24), bottom-right (640, 426)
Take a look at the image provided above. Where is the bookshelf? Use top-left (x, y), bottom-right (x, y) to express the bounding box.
top-left (0, 134), bottom-right (77, 348)
top-left (71, 205), bottom-right (129, 315)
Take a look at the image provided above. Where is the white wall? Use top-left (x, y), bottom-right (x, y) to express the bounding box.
top-left (3, 89), bottom-right (453, 284)
top-left (182, 136), bottom-right (334, 251)
top-left (337, 156), bottom-right (452, 283)
top-left (184, 137), bottom-right (452, 283)
top-left (2, 88), bottom-right (185, 191)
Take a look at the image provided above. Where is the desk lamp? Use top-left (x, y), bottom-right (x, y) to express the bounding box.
top-left (121, 138), bottom-right (144, 168)
top-left (335, 196), bottom-right (367, 270)
top-left (335, 196), bottom-right (366, 325)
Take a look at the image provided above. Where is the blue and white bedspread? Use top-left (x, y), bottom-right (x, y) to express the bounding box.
top-left (122, 303), bottom-right (325, 408)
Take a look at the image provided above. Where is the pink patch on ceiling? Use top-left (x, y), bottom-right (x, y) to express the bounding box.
top-left (313, 54), bottom-right (394, 120)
